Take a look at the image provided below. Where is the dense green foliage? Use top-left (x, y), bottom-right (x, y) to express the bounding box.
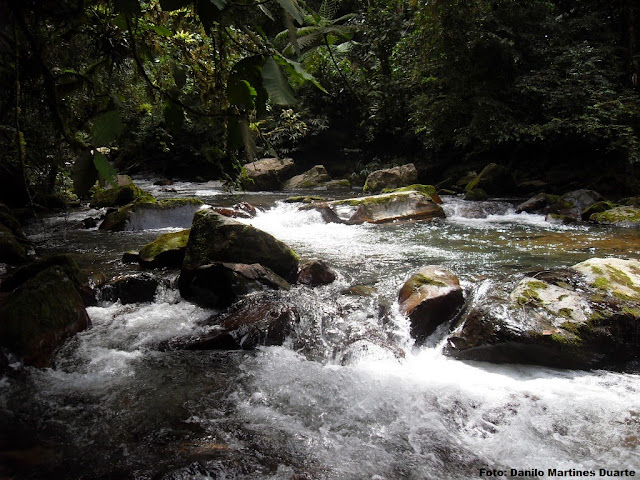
top-left (1, 0), bottom-right (638, 205)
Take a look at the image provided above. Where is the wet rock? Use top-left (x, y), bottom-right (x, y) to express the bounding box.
top-left (99, 198), bottom-right (203, 231)
top-left (138, 229), bottom-right (190, 268)
top-left (381, 184), bottom-right (443, 204)
top-left (515, 193), bottom-right (559, 214)
top-left (283, 165), bottom-right (332, 190)
top-left (0, 225), bottom-right (28, 265)
top-left (464, 163), bottom-right (515, 198)
top-left (0, 254), bottom-right (81, 293)
top-left (239, 157), bottom-right (295, 191)
top-left (90, 183), bottom-right (151, 209)
top-left (183, 209), bottom-right (299, 281)
top-left (446, 258), bottom-right (640, 370)
top-left (284, 196), bottom-right (325, 204)
top-left (154, 178), bottom-right (174, 186)
top-left (398, 266), bottom-right (465, 343)
top-left (167, 299), bottom-right (299, 350)
top-left (556, 189), bottom-right (604, 220)
top-left (179, 262), bottom-right (290, 308)
top-left (297, 259), bottom-right (337, 286)
top-left (100, 273), bottom-right (160, 304)
top-left (320, 179), bottom-right (351, 190)
top-left (327, 191), bottom-right (445, 224)
top-left (589, 206), bottom-right (640, 228)
top-left (0, 264), bottom-right (90, 368)
top-left (580, 201), bottom-right (617, 221)
top-left (363, 163), bottom-right (418, 193)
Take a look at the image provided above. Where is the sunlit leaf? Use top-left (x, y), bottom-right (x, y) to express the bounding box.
top-left (93, 151), bottom-right (119, 188)
top-left (262, 57), bottom-right (296, 105)
top-left (151, 25), bottom-right (172, 36)
top-left (258, 4), bottom-right (275, 20)
top-left (274, 55), bottom-right (327, 93)
top-left (91, 111), bottom-right (124, 146)
top-left (228, 79), bottom-right (257, 109)
top-left (229, 56), bottom-right (269, 116)
top-left (210, 0), bottom-right (227, 10)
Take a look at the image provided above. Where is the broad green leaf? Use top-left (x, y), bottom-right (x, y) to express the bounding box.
top-left (274, 55), bottom-right (327, 93)
top-left (227, 118), bottom-right (256, 160)
top-left (283, 12), bottom-right (300, 57)
top-left (72, 150), bottom-right (98, 198)
top-left (275, 0), bottom-right (304, 25)
top-left (151, 25), bottom-right (172, 36)
top-left (229, 56), bottom-right (269, 116)
top-left (163, 100), bottom-right (184, 132)
top-left (93, 151), bottom-right (119, 188)
top-left (262, 57), bottom-right (296, 105)
top-left (91, 111), bottom-right (124, 146)
top-left (159, 0), bottom-right (190, 10)
top-left (227, 79), bottom-right (257, 109)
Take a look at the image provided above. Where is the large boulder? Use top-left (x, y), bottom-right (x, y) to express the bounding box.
top-left (363, 164), bottom-right (418, 193)
top-left (589, 206), bottom-right (640, 228)
top-left (0, 225), bottom-right (28, 265)
top-left (398, 266), bottom-right (464, 343)
top-left (283, 165), bottom-right (332, 190)
top-left (179, 262), bottom-right (290, 308)
top-left (326, 190), bottom-right (445, 224)
top-left (182, 209), bottom-right (299, 281)
top-left (239, 157), bottom-right (295, 191)
top-left (0, 263), bottom-right (90, 368)
top-left (445, 258), bottom-right (640, 370)
top-left (164, 299), bottom-right (299, 350)
top-left (100, 273), bottom-right (160, 304)
top-left (138, 229), bottom-right (190, 268)
top-left (90, 183), bottom-right (152, 209)
top-left (464, 163), bottom-right (515, 199)
top-left (553, 189), bottom-right (604, 221)
top-left (99, 198), bottom-right (203, 231)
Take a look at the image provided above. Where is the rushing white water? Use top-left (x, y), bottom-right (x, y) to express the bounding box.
top-left (2, 187), bottom-right (640, 479)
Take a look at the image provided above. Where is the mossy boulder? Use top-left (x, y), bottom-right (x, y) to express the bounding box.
top-left (328, 191), bottom-right (445, 224)
top-left (284, 196), bottom-right (325, 204)
top-left (0, 265), bottom-right (90, 367)
top-left (572, 258), bottom-right (640, 301)
top-left (90, 183), bottom-right (151, 209)
top-left (554, 189), bottom-right (603, 221)
top-left (381, 184), bottom-right (443, 204)
top-left (182, 209), bottom-right (299, 281)
top-left (589, 206), bottom-right (640, 228)
top-left (398, 266), bottom-right (464, 343)
top-left (138, 229), bottom-right (190, 268)
top-left (0, 225), bottom-right (28, 265)
top-left (446, 259), bottom-right (640, 370)
top-left (581, 201), bottom-right (617, 220)
top-left (99, 198), bottom-right (203, 231)
top-left (464, 163), bottom-right (515, 197)
top-left (363, 164), bottom-right (418, 193)
top-left (283, 165), bottom-right (332, 190)
top-left (239, 157), bottom-right (295, 191)
top-left (515, 193), bottom-right (560, 214)
top-left (179, 262), bottom-right (291, 308)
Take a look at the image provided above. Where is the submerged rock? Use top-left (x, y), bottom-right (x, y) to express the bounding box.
top-left (398, 266), bottom-right (464, 343)
top-left (0, 264), bottom-right (90, 368)
top-left (166, 299), bottom-right (299, 350)
top-left (283, 165), bottom-right (331, 190)
top-left (297, 259), bottom-right (337, 287)
top-left (99, 198), bottom-right (203, 231)
top-left (239, 157), bottom-right (295, 191)
top-left (446, 258), bottom-right (640, 370)
top-left (179, 262), bottom-right (290, 308)
top-left (138, 229), bottom-right (190, 268)
top-left (183, 209), bottom-right (299, 281)
top-left (327, 190), bottom-right (445, 224)
top-left (363, 163), bottom-right (418, 193)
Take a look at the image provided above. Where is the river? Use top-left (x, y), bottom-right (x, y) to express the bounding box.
top-left (2, 179), bottom-right (640, 479)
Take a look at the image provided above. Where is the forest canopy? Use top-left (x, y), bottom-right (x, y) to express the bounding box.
top-left (1, 0), bottom-right (638, 206)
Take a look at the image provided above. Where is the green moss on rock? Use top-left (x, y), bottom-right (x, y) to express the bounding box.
top-left (90, 183), bottom-right (152, 208)
top-left (139, 229), bottom-right (190, 268)
top-left (590, 206), bottom-right (640, 227)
